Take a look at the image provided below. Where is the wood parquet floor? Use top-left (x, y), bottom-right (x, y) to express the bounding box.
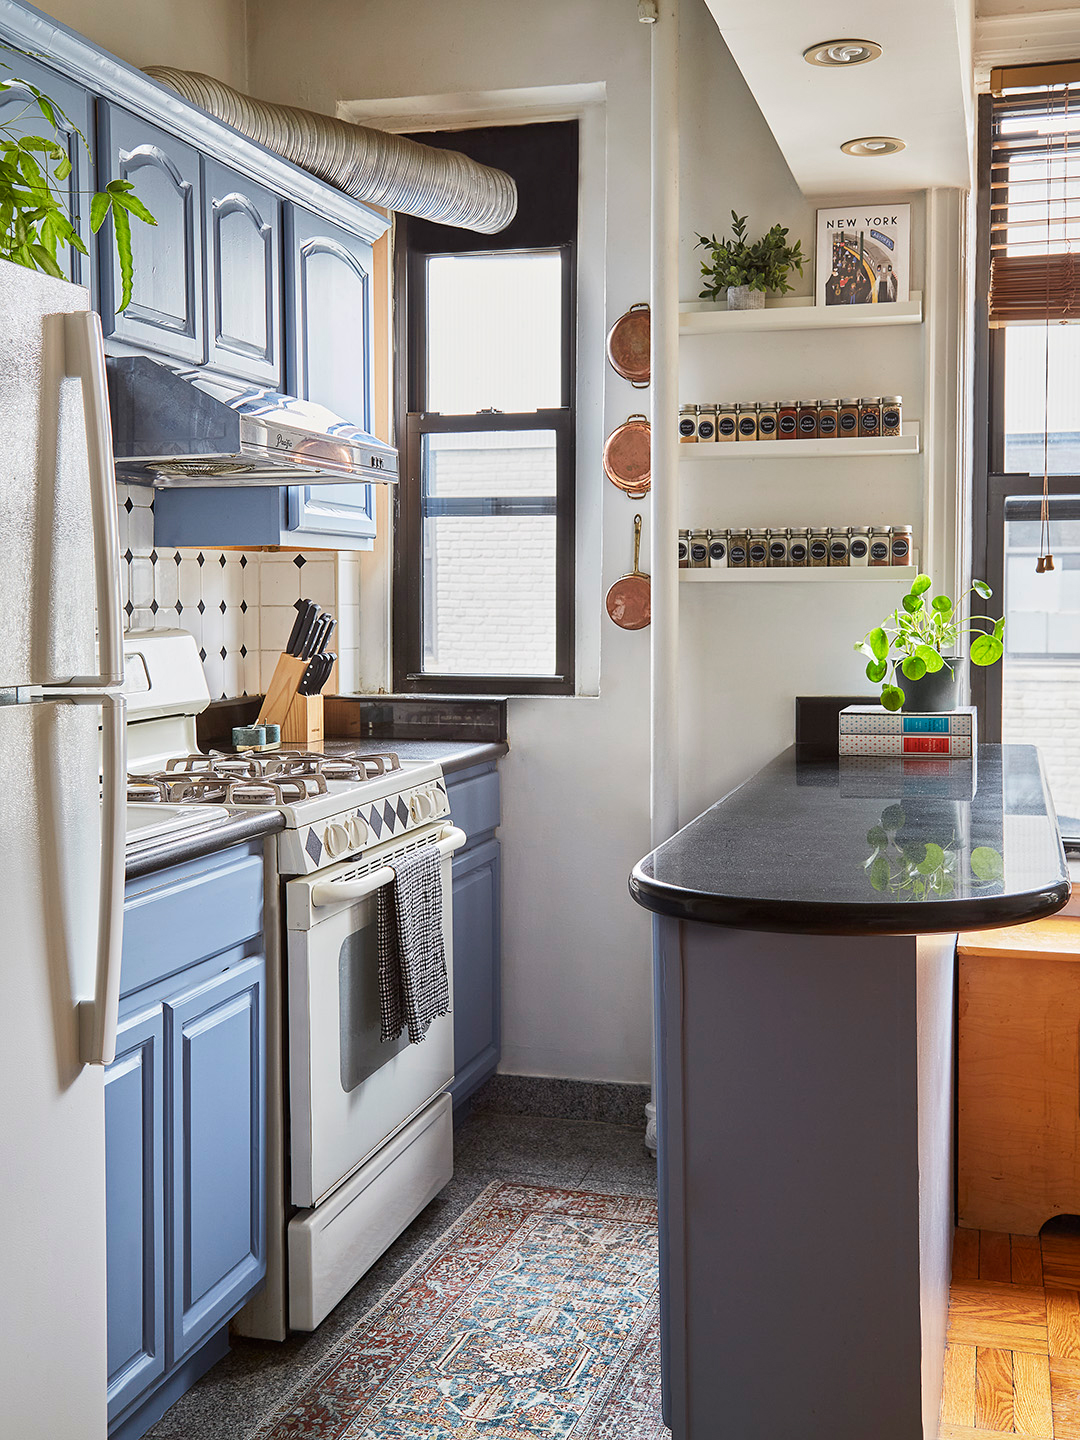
top-left (940, 1222), bottom-right (1080, 1438)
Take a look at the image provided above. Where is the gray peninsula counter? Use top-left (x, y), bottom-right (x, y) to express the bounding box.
top-left (631, 744), bottom-right (1068, 1440)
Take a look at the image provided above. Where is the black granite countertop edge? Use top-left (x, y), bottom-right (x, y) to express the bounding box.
top-left (125, 810), bottom-right (285, 881)
top-left (376, 739), bottom-right (508, 774)
top-left (628, 871), bottom-right (1072, 936)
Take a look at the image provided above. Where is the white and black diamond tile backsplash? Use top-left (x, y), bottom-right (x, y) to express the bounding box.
top-left (116, 483), bottom-right (362, 700)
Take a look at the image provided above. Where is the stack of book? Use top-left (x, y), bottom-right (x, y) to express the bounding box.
top-left (838, 705), bottom-right (976, 757)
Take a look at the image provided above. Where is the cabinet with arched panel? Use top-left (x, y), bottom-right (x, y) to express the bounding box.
top-left (205, 159), bottom-right (282, 387)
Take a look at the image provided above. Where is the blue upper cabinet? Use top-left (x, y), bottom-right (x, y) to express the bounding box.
top-left (98, 103), bottom-right (205, 363)
top-left (205, 159), bottom-right (282, 388)
top-left (0, 54), bottom-right (94, 291)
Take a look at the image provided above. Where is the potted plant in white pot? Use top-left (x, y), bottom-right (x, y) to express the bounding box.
top-left (695, 211), bottom-right (805, 311)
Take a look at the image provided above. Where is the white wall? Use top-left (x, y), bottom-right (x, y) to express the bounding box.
top-left (41, 0), bottom-right (248, 90)
top-left (246, 0), bottom-right (964, 1082)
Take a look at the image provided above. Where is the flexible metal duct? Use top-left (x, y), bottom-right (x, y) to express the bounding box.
top-left (144, 67), bottom-right (518, 234)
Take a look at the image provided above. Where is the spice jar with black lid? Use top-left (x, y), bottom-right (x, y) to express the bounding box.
top-left (690, 528), bottom-right (710, 567)
top-left (869, 527), bottom-right (891, 566)
top-left (778, 401), bottom-right (798, 439)
top-left (727, 529), bottom-right (748, 568)
top-left (747, 528), bottom-right (769, 567)
top-left (890, 525), bottom-right (913, 566)
top-left (817, 399), bottom-right (839, 440)
top-left (678, 529), bottom-right (690, 567)
top-left (788, 529), bottom-right (809, 566)
top-left (767, 528), bottom-right (789, 567)
top-left (828, 527), bottom-right (850, 566)
top-left (737, 404), bottom-right (759, 441)
top-left (716, 401), bottom-right (737, 441)
top-left (757, 401), bottom-right (778, 440)
top-left (839, 399), bottom-right (860, 437)
top-left (696, 404), bottom-right (716, 443)
top-left (809, 528), bottom-right (830, 567)
top-left (848, 526), bottom-right (871, 567)
top-left (679, 404), bottom-right (698, 442)
top-left (797, 399), bottom-right (819, 440)
top-left (708, 530), bottom-right (728, 568)
top-left (859, 398), bottom-right (882, 437)
top-left (881, 396), bottom-right (903, 437)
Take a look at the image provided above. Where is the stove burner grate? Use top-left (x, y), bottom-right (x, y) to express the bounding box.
top-left (128, 749), bottom-right (403, 807)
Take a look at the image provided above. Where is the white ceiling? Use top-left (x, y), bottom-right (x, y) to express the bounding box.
top-left (703, 0), bottom-right (975, 196)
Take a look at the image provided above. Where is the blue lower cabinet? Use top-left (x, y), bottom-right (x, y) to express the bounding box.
top-left (105, 1005), bottom-right (165, 1424)
top-left (106, 842), bottom-right (267, 1440)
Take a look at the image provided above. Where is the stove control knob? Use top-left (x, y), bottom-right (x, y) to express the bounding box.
top-left (324, 822), bottom-right (350, 858)
top-left (346, 813), bottom-right (369, 848)
top-left (410, 790), bottom-right (435, 823)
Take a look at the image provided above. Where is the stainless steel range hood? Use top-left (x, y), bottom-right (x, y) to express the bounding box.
top-left (107, 356), bottom-right (397, 487)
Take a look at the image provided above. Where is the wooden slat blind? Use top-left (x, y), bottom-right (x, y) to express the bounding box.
top-left (989, 76), bottom-right (1080, 324)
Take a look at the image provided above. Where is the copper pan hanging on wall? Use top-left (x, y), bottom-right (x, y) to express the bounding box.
top-left (603, 413), bottom-right (650, 499)
top-left (606, 301), bottom-right (650, 387)
top-left (606, 514), bottom-right (651, 630)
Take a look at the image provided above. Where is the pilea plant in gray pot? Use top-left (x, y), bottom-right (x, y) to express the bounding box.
top-left (695, 211), bottom-right (805, 310)
top-left (0, 53), bottom-right (155, 308)
top-left (854, 574), bottom-right (1005, 712)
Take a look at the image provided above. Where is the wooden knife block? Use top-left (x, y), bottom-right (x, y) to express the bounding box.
top-left (256, 653), bottom-right (322, 747)
top-left (281, 693), bottom-right (323, 747)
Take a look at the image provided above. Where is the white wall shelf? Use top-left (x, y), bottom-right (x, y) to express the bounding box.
top-left (679, 293), bottom-right (923, 336)
top-left (681, 567), bottom-right (919, 584)
top-left (680, 423), bottom-right (920, 461)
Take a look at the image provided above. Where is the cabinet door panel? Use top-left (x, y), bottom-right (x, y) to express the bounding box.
top-left (450, 838), bottom-right (501, 1106)
top-left (205, 159), bottom-right (281, 385)
top-left (98, 104), bottom-right (204, 361)
top-left (167, 954), bottom-right (266, 1361)
top-left (0, 56), bottom-right (93, 289)
top-left (105, 1003), bottom-right (165, 1421)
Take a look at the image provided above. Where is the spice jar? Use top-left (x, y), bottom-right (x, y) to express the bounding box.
top-left (848, 526), bottom-right (871, 567)
top-left (679, 404), bottom-right (698, 443)
top-left (678, 529), bottom-right (690, 568)
top-left (859, 398), bottom-right (882, 437)
top-left (696, 404), bottom-right (716, 443)
top-left (747, 528), bottom-right (769, 568)
top-left (828, 527), bottom-right (850, 567)
top-left (797, 400), bottom-right (819, 440)
top-left (778, 400), bottom-right (798, 439)
top-left (788, 529), bottom-right (809, 567)
top-left (727, 529), bottom-right (748, 568)
top-left (757, 402), bottom-right (778, 440)
top-left (767, 529), bottom-right (789, 567)
top-left (708, 530), bottom-right (728, 568)
top-left (690, 527), bottom-right (710, 567)
top-left (869, 527), bottom-right (891, 566)
top-left (809, 528), bottom-right (830, 567)
top-left (737, 404), bottom-right (758, 442)
top-left (881, 396), bottom-right (903, 437)
top-left (890, 525), bottom-right (913, 566)
top-left (839, 399), bottom-right (860, 437)
top-left (716, 401), bottom-right (737, 441)
top-left (817, 399), bottom-right (839, 440)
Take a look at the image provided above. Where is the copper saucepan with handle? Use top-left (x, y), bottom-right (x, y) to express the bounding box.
top-left (607, 301), bottom-right (650, 387)
top-left (603, 414), bottom-right (650, 499)
top-left (606, 514), bottom-right (651, 630)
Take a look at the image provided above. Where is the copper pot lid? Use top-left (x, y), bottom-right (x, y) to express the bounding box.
top-left (603, 414), bottom-right (650, 499)
top-left (606, 514), bottom-right (651, 630)
top-left (607, 302), bottom-right (650, 387)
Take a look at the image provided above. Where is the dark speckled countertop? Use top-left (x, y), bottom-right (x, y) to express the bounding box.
top-left (630, 744), bottom-right (1069, 935)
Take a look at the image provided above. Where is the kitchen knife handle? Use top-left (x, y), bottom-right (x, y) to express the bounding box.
top-left (286, 599), bottom-right (309, 656)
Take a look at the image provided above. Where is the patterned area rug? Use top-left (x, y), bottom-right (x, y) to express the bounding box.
top-left (250, 1182), bottom-right (667, 1439)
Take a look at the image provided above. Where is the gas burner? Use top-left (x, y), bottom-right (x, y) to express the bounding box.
top-left (127, 775), bottom-right (231, 804)
top-left (203, 747), bottom-right (402, 781)
top-left (130, 766), bottom-right (333, 806)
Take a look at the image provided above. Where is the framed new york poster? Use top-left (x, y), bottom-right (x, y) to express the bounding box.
top-left (815, 204), bottom-right (910, 307)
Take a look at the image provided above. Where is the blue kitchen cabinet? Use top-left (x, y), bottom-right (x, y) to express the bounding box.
top-left (106, 842), bottom-right (267, 1440)
top-left (97, 102), bottom-right (205, 363)
top-left (446, 763), bottom-right (502, 1108)
top-left (204, 158), bottom-right (283, 387)
top-left (0, 54), bottom-right (94, 290)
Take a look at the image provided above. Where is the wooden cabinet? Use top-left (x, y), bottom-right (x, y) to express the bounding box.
top-left (445, 763), bottom-right (502, 1108)
top-left (97, 104), bottom-right (204, 362)
top-left (204, 159), bottom-right (282, 387)
top-left (106, 843), bottom-right (266, 1440)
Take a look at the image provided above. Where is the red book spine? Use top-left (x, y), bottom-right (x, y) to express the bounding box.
top-left (902, 736), bottom-right (950, 754)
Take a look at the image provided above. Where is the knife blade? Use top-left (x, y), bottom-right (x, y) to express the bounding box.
top-left (285, 599), bottom-right (310, 657)
top-left (300, 607), bottom-right (326, 659)
top-left (294, 601), bottom-right (321, 658)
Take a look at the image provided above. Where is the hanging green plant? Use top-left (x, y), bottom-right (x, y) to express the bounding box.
top-left (0, 52), bottom-right (155, 309)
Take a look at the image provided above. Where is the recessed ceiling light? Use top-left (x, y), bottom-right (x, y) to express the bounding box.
top-left (803, 39), bottom-right (882, 67)
top-left (841, 135), bottom-right (906, 157)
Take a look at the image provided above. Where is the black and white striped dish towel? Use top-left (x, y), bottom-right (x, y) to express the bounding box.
top-left (377, 845), bottom-right (450, 1044)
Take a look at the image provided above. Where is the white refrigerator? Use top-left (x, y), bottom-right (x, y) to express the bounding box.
top-left (0, 259), bottom-right (125, 1439)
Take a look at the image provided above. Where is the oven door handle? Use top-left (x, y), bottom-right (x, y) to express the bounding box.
top-left (309, 826), bottom-right (468, 908)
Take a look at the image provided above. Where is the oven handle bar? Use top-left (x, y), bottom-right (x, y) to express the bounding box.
top-left (309, 826), bottom-right (468, 908)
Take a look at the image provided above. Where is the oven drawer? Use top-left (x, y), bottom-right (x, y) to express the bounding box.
top-left (447, 766), bottom-right (500, 846)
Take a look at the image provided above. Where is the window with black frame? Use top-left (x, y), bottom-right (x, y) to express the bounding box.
top-left (393, 121), bottom-right (577, 695)
top-left (976, 64), bottom-right (1080, 839)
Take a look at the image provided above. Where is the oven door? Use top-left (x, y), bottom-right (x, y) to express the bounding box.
top-left (285, 825), bottom-right (461, 1208)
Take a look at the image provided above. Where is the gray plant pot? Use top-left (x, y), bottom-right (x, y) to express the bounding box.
top-left (901, 657), bottom-right (965, 713)
top-left (726, 285), bottom-right (765, 311)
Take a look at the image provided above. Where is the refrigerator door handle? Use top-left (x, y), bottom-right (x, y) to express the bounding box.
top-left (60, 311), bottom-right (124, 689)
top-left (75, 691), bottom-right (126, 1065)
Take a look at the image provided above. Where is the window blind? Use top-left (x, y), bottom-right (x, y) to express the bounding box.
top-left (989, 69), bottom-right (1080, 324)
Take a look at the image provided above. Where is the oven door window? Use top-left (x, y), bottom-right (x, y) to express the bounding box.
top-left (338, 922), bottom-right (407, 1091)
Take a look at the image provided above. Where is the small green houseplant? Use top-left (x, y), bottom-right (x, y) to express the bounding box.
top-left (0, 54), bottom-right (155, 308)
top-left (695, 211), bottom-right (805, 310)
top-left (855, 574), bottom-right (1005, 711)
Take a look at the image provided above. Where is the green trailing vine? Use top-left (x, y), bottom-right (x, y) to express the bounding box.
top-left (695, 211), bottom-right (805, 299)
top-left (0, 52), bottom-right (155, 308)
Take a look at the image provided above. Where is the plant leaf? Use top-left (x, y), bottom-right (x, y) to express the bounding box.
top-left (973, 578), bottom-right (992, 599)
top-left (111, 190), bottom-right (156, 227)
top-left (865, 658), bottom-right (887, 683)
top-left (901, 653), bottom-right (927, 681)
top-left (902, 593), bottom-right (924, 614)
top-left (970, 846), bottom-right (1004, 882)
top-left (970, 633), bottom-right (1004, 667)
top-left (914, 644), bottom-right (944, 673)
top-left (931, 594), bottom-right (953, 615)
top-left (89, 190), bottom-right (110, 233)
top-left (882, 804), bottom-right (905, 831)
top-left (28, 241), bottom-right (62, 278)
top-left (917, 842), bottom-right (945, 875)
top-left (111, 201), bottom-right (133, 311)
top-left (911, 574), bottom-right (932, 595)
top-left (881, 683), bottom-right (905, 712)
top-left (868, 856), bottom-right (890, 892)
top-left (867, 825), bottom-right (888, 847)
top-left (868, 626), bottom-right (889, 661)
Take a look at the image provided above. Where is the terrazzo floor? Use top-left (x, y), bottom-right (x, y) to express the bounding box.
top-left (144, 1092), bottom-right (658, 1439)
